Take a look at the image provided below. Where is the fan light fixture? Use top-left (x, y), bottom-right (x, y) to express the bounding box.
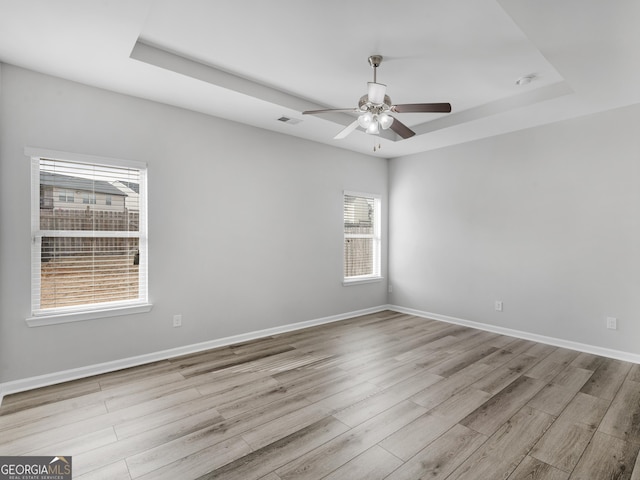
top-left (358, 111), bottom-right (373, 128)
top-left (358, 111), bottom-right (394, 135)
top-left (366, 121), bottom-right (380, 135)
top-left (378, 112), bottom-right (393, 130)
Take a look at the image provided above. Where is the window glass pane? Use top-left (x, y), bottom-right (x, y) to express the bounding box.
top-left (39, 161), bottom-right (140, 231)
top-left (40, 237), bottom-right (139, 309)
top-left (344, 238), bottom-right (373, 277)
top-left (344, 195), bottom-right (374, 234)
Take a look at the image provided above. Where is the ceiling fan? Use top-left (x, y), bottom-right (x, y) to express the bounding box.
top-left (303, 55), bottom-right (452, 140)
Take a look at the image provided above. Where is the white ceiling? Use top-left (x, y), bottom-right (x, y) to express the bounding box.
top-left (0, 0), bottom-right (638, 158)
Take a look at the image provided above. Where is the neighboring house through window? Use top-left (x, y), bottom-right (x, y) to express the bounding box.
top-left (343, 191), bottom-right (381, 284)
top-left (27, 148), bottom-right (150, 326)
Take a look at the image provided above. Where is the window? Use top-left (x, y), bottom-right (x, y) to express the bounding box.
top-left (58, 189), bottom-right (74, 203)
top-left (28, 148), bottom-right (150, 326)
top-left (343, 191), bottom-right (381, 283)
top-left (105, 194), bottom-right (112, 206)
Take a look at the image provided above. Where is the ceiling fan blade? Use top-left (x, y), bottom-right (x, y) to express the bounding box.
top-left (392, 103), bottom-right (452, 113)
top-left (334, 120), bottom-right (360, 140)
top-left (303, 108), bottom-right (359, 115)
top-left (389, 117), bottom-right (416, 139)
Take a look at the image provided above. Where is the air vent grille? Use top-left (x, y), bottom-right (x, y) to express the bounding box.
top-left (277, 116), bottom-right (302, 125)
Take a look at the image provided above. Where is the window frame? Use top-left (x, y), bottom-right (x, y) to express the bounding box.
top-left (26, 147), bottom-right (152, 327)
top-left (342, 190), bottom-right (383, 286)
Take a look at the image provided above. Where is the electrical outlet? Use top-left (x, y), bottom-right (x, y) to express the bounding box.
top-left (606, 317), bottom-right (617, 330)
top-left (388, 284), bottom-right (393, 293)
top-left (173, 314), bottom-right (182, 328)
top-left (495, 301), bottom-right (503, 312)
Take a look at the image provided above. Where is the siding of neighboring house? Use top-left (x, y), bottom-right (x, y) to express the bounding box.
top-left (39, 171), bottom-right (128, 212)
top-left (41, 185), bottom-right (127, 212)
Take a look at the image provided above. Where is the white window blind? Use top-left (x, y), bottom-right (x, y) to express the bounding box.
top-left (344, 192), bottom-right (381, 281)
top-left (30, 151), bottom-right (148, 320)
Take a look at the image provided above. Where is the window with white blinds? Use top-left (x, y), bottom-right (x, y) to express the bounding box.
top-left (28, 149), bottom-right (149, 324)
top-left (344, 191), bottom-right (381, 282)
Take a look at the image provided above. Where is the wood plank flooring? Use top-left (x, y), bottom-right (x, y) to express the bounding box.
top-left (1, 310), bottom-right (640, 479)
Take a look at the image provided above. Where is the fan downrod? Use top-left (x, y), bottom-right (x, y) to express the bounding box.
top-left (368, 55), bottom-right (382, 83)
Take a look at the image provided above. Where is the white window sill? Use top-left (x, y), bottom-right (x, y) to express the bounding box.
top-left (26, 303), bottom-right (153, 327)
top-left (343, 276), bottom-right (384, 286)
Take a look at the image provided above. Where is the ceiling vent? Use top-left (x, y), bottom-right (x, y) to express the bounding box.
top-left (277, 116), bottom-right (302, 125)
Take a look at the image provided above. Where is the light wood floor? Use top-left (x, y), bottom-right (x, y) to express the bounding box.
top-left (2, 311), bottom-right (640, 479)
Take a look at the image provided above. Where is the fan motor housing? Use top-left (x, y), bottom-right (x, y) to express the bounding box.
top-left (359, 94), bottom-right (392, 113)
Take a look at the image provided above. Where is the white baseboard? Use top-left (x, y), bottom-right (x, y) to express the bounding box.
top-left (0, 305), bottom-right (391, 406)
top-left (4, 303), bottom-right (637, 407)
top-left (388, 305), bottom-right (640, 364)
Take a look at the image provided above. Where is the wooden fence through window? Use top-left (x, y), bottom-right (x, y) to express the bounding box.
top-left (40, 209), bottom-right (139, 261)
top-left (344, 225), bottom-right (374, 277)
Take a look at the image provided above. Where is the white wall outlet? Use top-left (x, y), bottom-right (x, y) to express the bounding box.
top-left (606, 317), bottom-right (617, 330)
top-left (388, 284), bottom-right (393, 293)
top-left (495, 301), bottom-right (503, 312)
top-left (173, 314), bottom-right (182, 328)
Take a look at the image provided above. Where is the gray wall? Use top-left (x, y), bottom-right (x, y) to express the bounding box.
top-left (0, 65), bottom-right (389, 383)
top-left (389, 103), bottom-right (640, 354)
